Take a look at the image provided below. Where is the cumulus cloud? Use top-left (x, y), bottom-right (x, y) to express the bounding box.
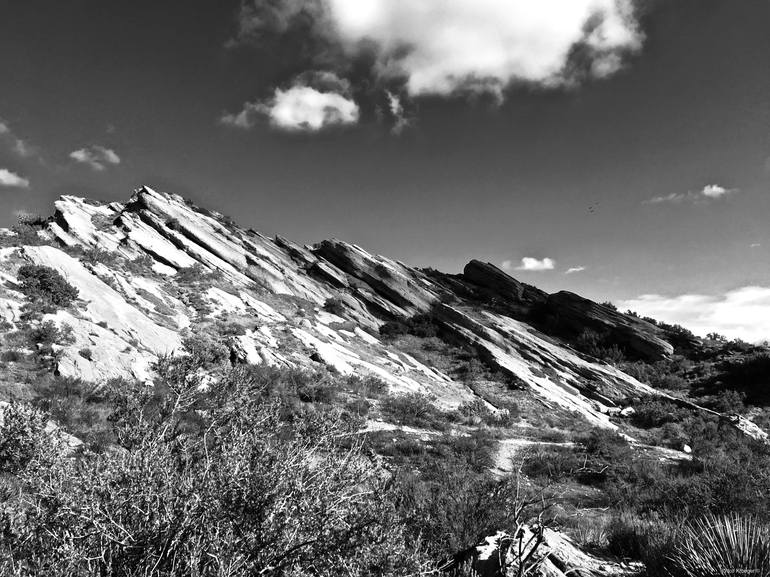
top-left (232, 0), bottom-right (643, 103)
top-left (565, 266), bottom-right (587, 274)
top-left (516, 257), bottom-right (556, 271)
top-left (0, 168), bottom-right (30, 188)
top-left (222, 74), bottom-right (359, 132)
top-left (618, 286), bottom-right (770, 343)
top-left (646, 184), bottom-right (737, 205)
top-left (69, 146), bottom-right (121, 171)
top-left (0, 118), bottom-right (39, 159)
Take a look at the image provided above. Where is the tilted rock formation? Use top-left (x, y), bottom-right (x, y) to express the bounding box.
top-left (463, 260), bottom-right (548, 307)
top-left (0, 185), bottom-right (765, 442)
top-left (546, 291), bottom-right (674, 361)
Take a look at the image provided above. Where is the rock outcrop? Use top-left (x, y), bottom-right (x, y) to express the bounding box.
top-left (2, 185), bottom-right (763, 443)
top-left (546, 291), bottom-right (674, 361)
top-left (463, 260), bottom-right (548, 306)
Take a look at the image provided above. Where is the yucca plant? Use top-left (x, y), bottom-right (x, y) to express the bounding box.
top-left (668, 513), bottom-right (770, 577)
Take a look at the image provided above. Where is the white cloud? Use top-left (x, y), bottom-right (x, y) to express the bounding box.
top-left (69, 145), bottom-right (121, 171)
top-left (0, 168), bottom-right (30, 188)
top-left (618, 286), bottom-right (770, 343)
top-left (234, 0), bottom-right (643, 100)
top-left (501, 260), bottom-right (513, 271)
top-left (516, 257), bottom-right (556, 271)
top-left (646, 184), bottom-right (738, 204)
top-left (565, 266), bottom-right (587, 274)
top-left (222, 83), bottom-right (359, 132)
top-left (386, 91), bottom-right (410, 134)
top-left (701, 184), bottom-right (730, 199)
top-left (0, 118), bottom-right (39, 159)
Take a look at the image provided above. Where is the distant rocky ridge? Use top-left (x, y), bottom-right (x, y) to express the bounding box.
top-left (0, 186), bottom-right (765, 443)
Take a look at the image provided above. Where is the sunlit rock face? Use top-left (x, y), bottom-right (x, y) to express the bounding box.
top-left (1, 185), bottom-right (687, 426)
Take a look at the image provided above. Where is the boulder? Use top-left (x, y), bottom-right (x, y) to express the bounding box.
top-left (463, 260), bottom-right (548, 306)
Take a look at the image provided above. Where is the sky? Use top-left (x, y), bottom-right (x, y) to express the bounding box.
top-left (0, 1), bottom-right (769, 341)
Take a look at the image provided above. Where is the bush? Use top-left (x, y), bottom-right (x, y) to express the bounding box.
top-left (606, 511), bottom-right (679, 575)
top-left (28, 320), bottom-right (71, 346)
top-left (323, 297), bottom-right (347, 316)
top-left (379, 313), bottom-right (441, 340)
top-left (709, 354), bottom-right (770, 405)
top-left (16, 264), bottom-right (79, 310)
top-left (380, 393), bottom-right (450, 430)
top-left (629, 397), bottom-right (689, 429)
top-left (0, 403), bottom-right (51, 473)
top-left (0, 349), bottom-right (24, 363)
top-left (181, 333), bottom-right (230, 368)
top-left (0, 370), bottom-right (430, 576)
top-left (80, 248), bottom-right (112, 265)
top-left (575, 329), bottom-right (626, 363)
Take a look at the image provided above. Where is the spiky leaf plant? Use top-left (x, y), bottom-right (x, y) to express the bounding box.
top-left (668, 513), bottom-right (770, 577)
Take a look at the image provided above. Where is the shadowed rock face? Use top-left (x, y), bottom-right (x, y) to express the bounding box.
top-left (0, 185), bottom-right (705, 431)
top-left (462, 260), bottom-right (548, 307)
top-left (546, 291), bottom-right (674, 361)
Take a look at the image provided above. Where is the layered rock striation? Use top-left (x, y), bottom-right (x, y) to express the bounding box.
top-left (2, 185), bottom-right (757, 437)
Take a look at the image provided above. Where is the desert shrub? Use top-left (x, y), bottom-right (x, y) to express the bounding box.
top-left (345, 397), bottom-right (371, 417)
top-left (175, 263), bottom-right (221, 286)
top-left (456, 398), bottom-right (518, 427)
top-left (181, 332), bottom-right (230, 368)
top-left (658, 322), bottom-right (699, 355)
top-left (31, 376), bottom-right (118, 452)
top-left (214, 319), bottom-right (247, 336)
top-left (0, 349), bottom-right (24, 363)
top-left (80, 248), bottom-right (112, 265)
top-left (379, 320), bottom-right (408, 339)
top-left (708, 353), bottom-right (770, 405)
top-left (0, 403), bottom-right (51, 474)
top-left (619, 358), bottom-right (692, 390)
top-left (575, 329), bottom-right (626, 363)
top-left (322, 297), bottom-right (347, 316)
top-left (379, 313), bottom-right (441, 340)
top-left (78, 347), bottom-right (93, 361)
top-left (381, 392), bottom-right (450, 430)
top-left (521, 445), bottom-right (584, 481)
top-left (0, 383), bottom-right (429, 576)
top-left (668, 513), bottom-right (770, 577)
top-left (606, 511), bottom-right (679, 575)
top-left (629, 397), bottom-right (689, 428)
top-left (90, 213), bottom-right (115, 230)
top-left (16, 264), bottom-right (79, 310)
top-left (702, 389), bottom-right (746, 414)
top-left (123, 254), bottom-right (155, 274)
top-left (6, 224), bottom-right (47, 246)
top-left (345, 374), bottom-right (388, 398)
top-left (578, 428), bottom-right (632, 461)
top-left (27, 320), bottom-right (69, 346)
top-left (393, 461), bottom-right (545, 560)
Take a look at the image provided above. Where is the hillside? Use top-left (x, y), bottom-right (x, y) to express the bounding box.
top-left (2, 186), bottom-right (770, 576)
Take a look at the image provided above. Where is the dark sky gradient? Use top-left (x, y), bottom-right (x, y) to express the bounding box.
top-left (1, 0), bottom-right (769, 309)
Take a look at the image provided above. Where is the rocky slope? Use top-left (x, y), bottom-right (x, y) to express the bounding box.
top-left (0, 186), bottom-right (765, 443)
